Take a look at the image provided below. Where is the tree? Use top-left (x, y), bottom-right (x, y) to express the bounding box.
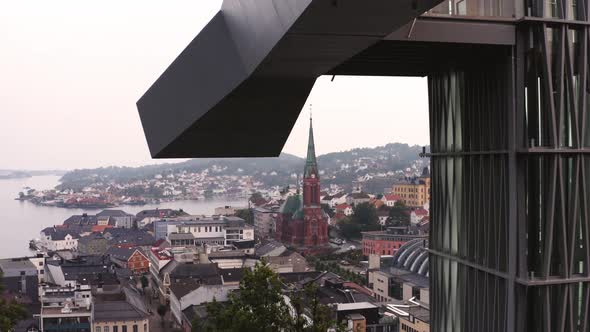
top-left (388, 201), bottom-right (410, 226)
top-left (289, 284), bottom-right (346, 332)
top-left (201, 263), bottom-right (343, 332)
top-left (321, 204), bottom-right (335, 218)
top-left (351, 202), bottom-right (379, 228)
top-left (235, 208), bottom-right (254, 225)
top-left (157, 304), bottom-right (168, 327)
top-left (0, 272), bottom-right (28, 331)
top-left (339, 203), bottom-right (380, 239)
top-left (338, 217), bottom-right (362, 240)
top-left (140, 275), bottom-right (149, 293)
top-left (203, 263), bottom-right (291, 332)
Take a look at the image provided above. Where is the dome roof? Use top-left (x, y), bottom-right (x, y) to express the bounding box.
top-left (390, 238), bottom-right (429, 277)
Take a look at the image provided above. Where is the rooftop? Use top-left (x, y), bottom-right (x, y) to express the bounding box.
top-left (255, 239), bottom-right (286, 257)
top-left (96, 210), bottom-right (133, 217)
top-left (0, 257), bottom-right (36, 273)
top-left (94, 301), bottom-right (148, 322)
top-left (337, 302), bottom-right (379, 311)
top-left (402, 305), bottom-right (430, 324)
top-left (170, 274), bottom-right (223, 299)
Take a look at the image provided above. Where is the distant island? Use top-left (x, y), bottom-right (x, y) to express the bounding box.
top-left (16, 143), bottom-right (430, 209)
top-left (0, 169), bottom-right (67, 180)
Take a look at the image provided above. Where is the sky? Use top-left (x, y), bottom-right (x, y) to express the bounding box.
top-left (0, 1), bottom-right (429, 171)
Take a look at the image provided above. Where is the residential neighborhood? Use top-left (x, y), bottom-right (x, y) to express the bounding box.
top-left (3, 124), bottom-right (431, 332)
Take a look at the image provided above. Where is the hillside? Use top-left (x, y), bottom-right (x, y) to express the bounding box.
top-left (58, 143), bottom-right (428, 192)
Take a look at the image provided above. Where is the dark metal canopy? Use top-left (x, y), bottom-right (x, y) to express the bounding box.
top-left (137, 0), bottom-right (442, 158)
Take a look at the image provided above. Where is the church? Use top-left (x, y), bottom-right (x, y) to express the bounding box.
top-left (275, 117), bottom-right (329, 247)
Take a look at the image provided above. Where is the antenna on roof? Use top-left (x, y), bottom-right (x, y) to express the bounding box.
top-left (309, 103), bottom-right (313, 122)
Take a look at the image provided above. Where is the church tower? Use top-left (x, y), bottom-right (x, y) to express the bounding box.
top-left (302, 115), bottom-right (328, 246)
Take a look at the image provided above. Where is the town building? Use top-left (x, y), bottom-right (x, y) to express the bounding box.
top-left (154, 215), bottom-right (253, 247)
top-left (265, 250), bottom-right (308, 273)
top-left (0, 257), bottom-right (40, 303)
top-left (44, 255), bottom-right (121, 294)
top-left (362, 228), bottom-right (427, 256)
top-left (377, 210), bottom-right (390, 226)
top-left (335, 203), bottom-right (354, 217)
top-left (136, 208), bottom-right (188, 227)
top-left (93, 301), bottom-right (150, 332)
top-left (381, 193), bottom-right (401, 207)
top-left (63, 213), bottom-right (98, 227)
top-left (103, 228), bottom-right (156, 248)
top-left (77, 233), bottom-right (110, 256)
top-left (253, 206), bottom-right (278, 239)
top-left (275, 117), bottom-right (329, 248)
top-left (166, 263), bottom-right (234, 326)
top-left (39, 284), bottom-right (93, 332)
top-left (255, 239), bottom-right (287, 258)
top-left (396, 303), bottom-right (430, 332)
top-left (96, 210), bottom-right (135, 229)
top-left (40, 227), bottom-right (80, 252)
top-left (346, 192), bottom-right (372, 206)
top-left (321, 192), bottom-right (347, 208)
top-left (369, 239), bottom-right (429, 304)
top-left (214, 205), bottom-right (244, 216)
top-left (410, 208), bottom-right (429, 226)
top-left (391, 168), bottom-right (431, 208)
top-left (107, 247), bottom-right (150, 275)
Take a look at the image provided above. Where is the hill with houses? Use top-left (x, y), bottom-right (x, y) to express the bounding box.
top-left (57, 143), bottom-right (429, 195)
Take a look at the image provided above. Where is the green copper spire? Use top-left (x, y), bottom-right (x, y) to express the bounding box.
top-left (304, 109), bottom-right (318, 178)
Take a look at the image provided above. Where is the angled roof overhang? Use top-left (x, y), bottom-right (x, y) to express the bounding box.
top-left (137, 0), bottom-right (443, 158)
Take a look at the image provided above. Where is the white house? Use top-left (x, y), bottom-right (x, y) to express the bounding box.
top-left (335, 204), bottom-right (354, 216)
top-left (377, 210), bottom-right (389, 226)
top-left (170, 282), bottom-right (233, 325)
top-left (410, 208), bottom-right (429, 225)
top-left (322, 192), bottom-right (348, 208)
top-left (40, 227), bottom-right (79, 252)
top-left (382, 193), bottom-right (401, 207)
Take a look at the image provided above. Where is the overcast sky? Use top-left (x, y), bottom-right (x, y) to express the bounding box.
top-left (0, 1), bottom-right (429, 171)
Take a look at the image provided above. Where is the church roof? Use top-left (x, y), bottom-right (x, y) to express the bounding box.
top-left (280, 195), bottom-right (302, 217)
top-left (304, 117), bottom-right (318, 178)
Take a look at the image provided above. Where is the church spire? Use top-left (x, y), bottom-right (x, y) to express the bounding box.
top-left (304, 104), bottom-right (318, 178)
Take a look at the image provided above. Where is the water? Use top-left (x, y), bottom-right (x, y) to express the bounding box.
top-left (0, 175), bottom-right (247, 259)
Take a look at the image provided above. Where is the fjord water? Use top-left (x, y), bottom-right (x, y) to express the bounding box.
top-left (0, 175), bottom-right (246, 258)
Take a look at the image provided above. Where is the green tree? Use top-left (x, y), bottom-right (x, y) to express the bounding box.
top-left (388, 201), bottom-right (410, 226)
top-left (157, 304), bottom-right (168, 327)
top-left (201, 263), bottom-right (291, 332)
top-left (0, 272), bottom-right (28, 331)
top-left (339, 217), bottom-right (362, 240)
top-left (339, 203), bottom-right (380, 239)
top-left (289, 284), bottom-right (345, 332)
top-left (351, 202), bottom-right (379, 228)
top-left (234, 208), bottom-right (254, 225)
top-left (321, 204), bottom-right (335, 218)
top-left (200, 263), bottom-right (343, 332)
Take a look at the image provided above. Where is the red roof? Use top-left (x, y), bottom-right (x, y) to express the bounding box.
top-left (384, 194), bottom-right (401, 201)
top-left (335, 203), bottom-right (352, 210)
top-left (413, 208), bottom-right (429, 216)
top-left (91, 225), bottom-right (113, 233)
top-left (333, 212), bottom-right (347, 221)
top-left (150, 247), bottom-right (173, 260)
